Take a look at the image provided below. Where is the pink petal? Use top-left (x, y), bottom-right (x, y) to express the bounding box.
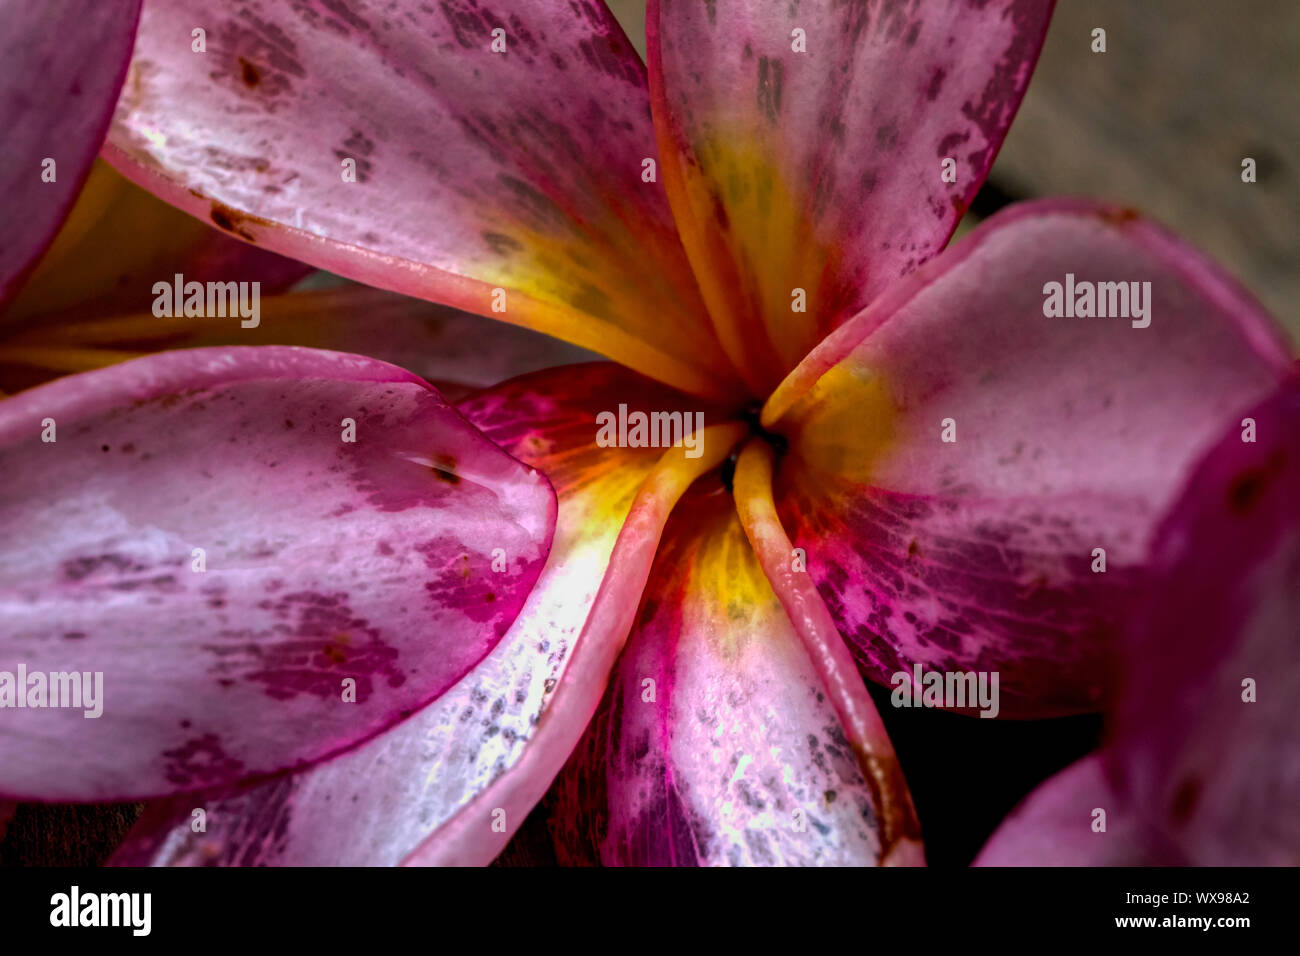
top-left (733, 438), bottom-right (921, 863)
top-left (105, 0), bottom-right (741, 399)
top-left (0, 347), bottom-right (554, 801)
top-left (0, 0), bottom-right (143, 306)
top-left (111, 365), bottom-right (739, 864)
top-left (1110, 376), bottom-right (1300, 864)
top-left (764, 200), bottom-right (1293, 717)
top-left (647, 0), bottom-right (1053, 393)
top-left (551, 479), bottom-right (915, 866)
top-left (977, 378), bottom-right (1300, 864)
top-left (973, 755), bottom-right (1145, 866)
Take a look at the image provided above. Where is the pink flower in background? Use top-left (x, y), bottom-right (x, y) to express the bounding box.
top-left (978, 379), bottom-right (1300, 866)
top-left (0, 0), bottom-right (1294, 866)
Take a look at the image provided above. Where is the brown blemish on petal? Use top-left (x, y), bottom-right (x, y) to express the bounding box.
top-left (756, 56), bottom-right (785, 122)
top-left (209, 202), bottom-right (266, 243)
top-left (238, 56), bottom-right (261, 88)
top-left (431, 453), bottom-right (460, 484)
top-left (853, 744), bottom-right (923, 862)
top-left (1229, 470), bottom-right (1267, 515)
top-left (1096, 206), bottom-right (1142, 228)
top-left (323, 635), bottom-right (349, 666)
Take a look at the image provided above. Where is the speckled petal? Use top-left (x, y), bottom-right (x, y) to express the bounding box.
top-left (0, 0), bottom-right (142, 306)
top-left (733, 439), bottom-right (921, 862)
top-left (0, 347), bottom-right (554, 801)
top-left (764, 200), bottom-right (1293, 717)
top-left (105, 0), bottom-right (740, 399)
top-left (110, 364), bottom-right (737, 864)
top-left (551, 480), bottom-right (906, 866)
top-left (648, 0), bottom-right (1053, 394)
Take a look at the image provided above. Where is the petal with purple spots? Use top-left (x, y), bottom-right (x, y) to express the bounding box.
top-left (0, 347), bottom-right (554, 801)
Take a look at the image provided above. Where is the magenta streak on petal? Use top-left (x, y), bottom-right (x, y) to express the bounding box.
top-left (0, 346), bottom-right (554, 801)
top-left (763, 199), bottom-right (1293, 717)
top-left (552, 480), bottom-right (907, 866)
top-left (107, 363), bottom-right (720, 866)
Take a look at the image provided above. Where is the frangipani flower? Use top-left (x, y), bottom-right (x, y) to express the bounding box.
top-left (0, 0), bottom-right (1293, 867)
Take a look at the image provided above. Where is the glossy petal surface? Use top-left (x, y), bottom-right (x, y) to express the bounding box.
top-left (0, 347), bottom-right (553, 800)
top-left (112, 364), bottom-right (731, 863)
top-left (1112, 378), bottom-right (1300, 864)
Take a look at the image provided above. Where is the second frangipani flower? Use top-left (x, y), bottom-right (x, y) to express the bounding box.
top-left (0, 1), bottom-right (1293, 866)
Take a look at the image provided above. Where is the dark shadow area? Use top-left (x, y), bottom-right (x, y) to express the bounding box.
top-left (967, 177), bottom-right (1031, 222)
top-left (0, 803), bottom-right (142, 867)
top-left (867, 680), bottom-right (1103, 866)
